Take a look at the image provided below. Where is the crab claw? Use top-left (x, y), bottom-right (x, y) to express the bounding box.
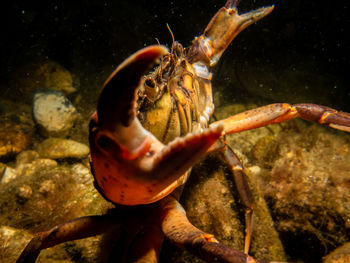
top-left (98, 45), bottom-right (168, 129)
top-left (89, 46), bottom-right (223, 205)
top-left (188, 1), bottom-right (274, 66)
top-left (95, 45), bottom-right (168, 160)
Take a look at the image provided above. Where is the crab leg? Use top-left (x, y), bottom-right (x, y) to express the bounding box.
top-left (211, 103), bottom-right (350, 135)
top-left (127, 224), bottom-right (164, 263)
top-left (213, 139), bottom-right (254, 254)
top-left (187, 0), bottom-right (274, 66)
top-left (16, 215), bottom-right (120, 263)
top-left (160, 195), bottom-right (268, 263)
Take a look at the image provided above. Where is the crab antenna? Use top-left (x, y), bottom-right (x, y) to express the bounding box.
top-left (154, 37), bottom-right (161, 45)
top-left (166, 23), bottom-right (175, 44)
top-left (166, 23), bottom-right (177, 55)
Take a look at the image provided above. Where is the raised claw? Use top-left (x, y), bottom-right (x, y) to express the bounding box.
top-left (98, 45), bottom-right (169, 128)
top-left (187, 0), bottom-right (274, 66)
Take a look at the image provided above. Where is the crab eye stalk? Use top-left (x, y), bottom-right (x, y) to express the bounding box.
top-left (145, 79), bottom-right (155, 88)
top-left (144, 78), bottom-right (159, 98)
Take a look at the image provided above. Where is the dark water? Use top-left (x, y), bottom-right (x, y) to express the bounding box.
top-left (2, 1), bottom-right (350, 262)
top-left (3, 0), bottom-right (350, 110)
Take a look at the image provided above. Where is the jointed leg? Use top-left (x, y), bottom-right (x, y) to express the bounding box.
top-left (126, 225), bottom-right (164, 263)
top-left (16, 215), bottom-right (120, 263)
top-left (211, 103), bottom-right (350, 135)
top-left (160, 195), bottom-right (268, 263)
top-left (216, 140), bottom-right (254, 254)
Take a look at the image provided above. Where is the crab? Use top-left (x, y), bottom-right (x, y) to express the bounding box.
top-left (17, 0), bottom-right (350, 263)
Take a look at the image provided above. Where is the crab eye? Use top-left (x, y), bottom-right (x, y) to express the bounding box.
top-left (145, 79), bottom-right (155, 88)
top-left (144, 78), bottom-right (159, 98)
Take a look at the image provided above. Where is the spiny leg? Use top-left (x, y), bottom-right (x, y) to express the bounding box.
top-left (160, 195), bottom-right (268, 263)
top-left (211, 103), bottom-right (350, 135)
top-left (16, 215), bottom-right (120, 263)
top-left (215, 139), bottom-right (254, 254)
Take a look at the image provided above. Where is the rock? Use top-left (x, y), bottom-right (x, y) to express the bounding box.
top-left (16, 158), bottom-right (58, 177)
top-left (33, 91), bottom-right (79, 137)
top-left (324, 242), bottom-right (350, 263)
top-left (9, 60), bottom-right (77, 102)
top-left (70, 163), bottom-right (92, 184)
top-left (0, 120), bottom-right (33, 160)
top-left (0, 157), bottom-right (108, 263)
top-left (16, 184), bottom-right (33, 201)
top-left (0, 226), bottom-right (35, 263)
top-left (259, 125), bottom-right (350, 262)
top-left (0, 225), bottom-right (102, 263)
top-left (0, 100), bottom-right (35, 161)
top-left (174, 158), bottom-right (287, 262)
top-left (33, 61), bottom-right (77, 95)
top-left (205, 103), bottom-right (350, 262)
top-left (2, 158), bottom-right (59, 185)
top-left (15, 150), bottom-right (39, 166)
top-left (1, 166), bottom-right (18, 184)
top-left (39, 179), bottom-right (56, 195)
top-left (36, 138), bottom-right (89, 159)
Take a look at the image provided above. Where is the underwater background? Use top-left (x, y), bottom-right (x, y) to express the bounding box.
top-left (1, 0), bottom-right (350, 262)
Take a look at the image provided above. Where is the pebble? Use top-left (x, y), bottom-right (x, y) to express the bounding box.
top-left (37, 138), bottom-right (89, 159)
top-left (34, 61), bottom-right (77, 95)
top-left (15, 159), bottom-right (58, 177)
top-left (17, 185), bottom-right (33, 200)
top-left (247, 165), bottom-right (261, 176)
top-left (1, 166), bottom-right (18, 184)
top-left (16, 150), bottom-right (39, 166)
top-left (39, 180), bottom-right (56, 195)
top-left (33, 90), bottom-right (79, 137)
top-left (71, 163), bottom-right (92, 184)
top-left (2, 158), bottom-right (59, 184)
top-left (0, 120), bottom-right (33, 159)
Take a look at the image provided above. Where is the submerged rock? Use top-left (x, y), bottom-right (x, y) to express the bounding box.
top-left (33, 91), bottom-right (79, 137)
top-left (33, 61), bottom-right (78, 95)
top-left (163, 158), bottom-right (287, 262)
top-left (9, 60), bottom-right (77, 102)
top-left (0, 120), bottom-right (33, 160)
top-left (254, 124), bottom-right (350, 262)
top-left (15, 150), bottom-right (39, 166)
top-left (205, 103), bottom-right (350, 262)
top-left (0, 226), bottom-right (35, 263)
top-left (0, 155), bottom-right (108, 262)
top-left (324, 242), bottom-right (350, 263)
top-left (1, 152), bottom-right (58, 185)
top-left (1, 166), bottom-right (18, 184)
top-left (36, 138), bottom-right (89, 159)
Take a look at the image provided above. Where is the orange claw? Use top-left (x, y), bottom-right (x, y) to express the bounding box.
top-left (187, 1), bottom-right (274, 66)
top-left (121, 136), bottom-right (152, 160)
